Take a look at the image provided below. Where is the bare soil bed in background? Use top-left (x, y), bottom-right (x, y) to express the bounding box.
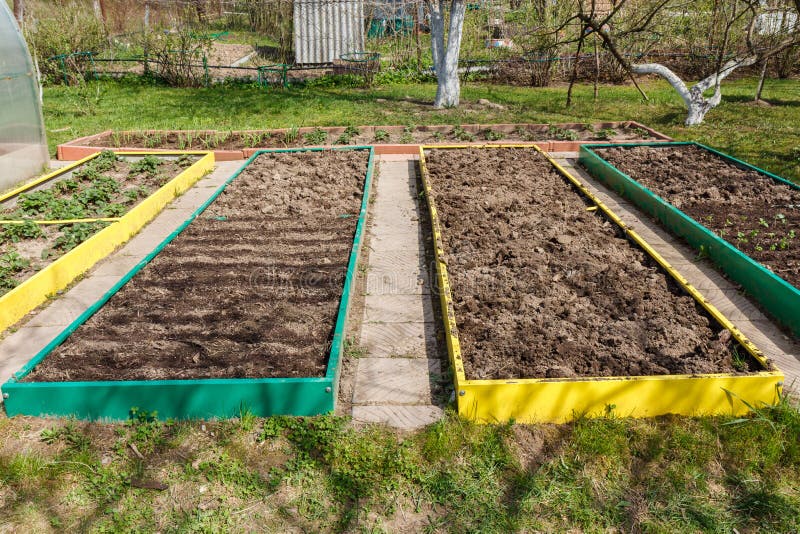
top-left (0, 152), bottom-right (197, 296)
top-left (595, 145), bottom-right (800, 288)
top-left (81, 123), bottom-right (653, 151)
top-left (25, 150), bottom-right (368, 382)
top-left (424, 148), bottom-right (758, 380)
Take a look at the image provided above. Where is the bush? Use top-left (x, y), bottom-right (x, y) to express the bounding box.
top-left (24, 1), bottom-right (106, 84)
top-left (136, 30), bottom-right (213, 87)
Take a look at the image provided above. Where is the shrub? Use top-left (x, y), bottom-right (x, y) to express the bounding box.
top-left (24, 1), bottom-right (106, 84)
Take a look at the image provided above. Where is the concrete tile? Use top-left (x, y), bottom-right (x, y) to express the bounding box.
top-left (165, 187), bottom-right (217, 211)
top-left (368, 249), bottom-right (428, 272)
top-left (364, 294), bottom-right (435, 323)
top-left (371, 206), bottom-right (421, 230)
top-left (352, 405), bottom-right (443, 430)
top-left (378, 154), bottom-right (420, 162)
top-left (712, 293), bottom-right (768, 323)
top-left (0, 325), bottom-right (65, 384)
top-left (91, 254), bottom-right (143, 278)
top-left (365, 267), bottom-right (430, 295)
top-left (25, 275), bottom-right (121, 327)
top-left (360, 323), bottom-right (438, 358)
top-left (352, 358), bottom-right (440, 405)
top-left (369, 231), bottom-right (427, 253)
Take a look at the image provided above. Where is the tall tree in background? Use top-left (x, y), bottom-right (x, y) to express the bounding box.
top-left (194, 0), bottom-right (208, 24)
top-left (13, 0), bottom-right (24, 25)
top-left (427, 0), bottom-right (467, 108)
top-left (570, 0), bottom-right (800, 125)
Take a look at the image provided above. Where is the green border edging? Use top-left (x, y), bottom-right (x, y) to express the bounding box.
top-left (579, 141), bottom-right (800, 337)
top-left (2, 146), bottom-right (375, 420)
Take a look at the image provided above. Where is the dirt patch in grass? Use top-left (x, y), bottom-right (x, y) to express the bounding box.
top-left (424, 147), bottom-right (759, 380)
top-left (25, 150), bottom-right (368, 382)
top-left (594, 144), bottom-right (800, 288)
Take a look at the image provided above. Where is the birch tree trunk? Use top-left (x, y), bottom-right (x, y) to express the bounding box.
top-left (429, 0), bottom-right (467, 108)
top-left (631, 56), bottom-right (757, 125)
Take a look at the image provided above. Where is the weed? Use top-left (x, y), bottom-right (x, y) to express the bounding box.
top-left (175, 154), bottom-right (194, 167)
top-left (198, 453), bottom-right (272, 498)
top-left (731, 347), bottom-right (748, 371)
top-left (596, 128), bottom-right (617, 140)
top-left (129, 155), bottom-right (162, 176)
top-left (124, 186), bottom-right (151, 203)
top-left (101, 203), bottom-right (126, 217)
top-left (547, 125), bottom-right (579, 141)
top-left (484, 128), bottom-right (505, 141)
top-left (2, 221), bottom-right (43, 242)
top-left (40, 421), bottom-right (91, 453)
top-left (452, 125), bottom-right (476, 142)
top-left (52, 222), bottom-right (108, 251)
top-left (0, 250), bottom-right (30, 291)
top-left (53, 179), bottom-right (80, 194)
top-left (432, 131), bottom-right (445, 142)
top-left (17, 190), bottom-right (58, 216)
top-left (304, 127), bottom-right (328, 145)
top-left (283, 125), bottom-right (300, 146)
top-left (92, 150), bottom-right (120, 171)
top-left (399, 130), bottom-right (414, 144)
top-left (344, 337), bottom-right (367, 359)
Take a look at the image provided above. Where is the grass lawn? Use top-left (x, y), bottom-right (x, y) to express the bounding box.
top-left (2, 76), bottom-right (796, 531)
top-left (1, 401), bottom-right (798, 532)
top-left (43, 76), bottom-right (800, 182)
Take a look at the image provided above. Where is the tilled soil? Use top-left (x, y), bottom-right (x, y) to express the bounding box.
top-left (26, 150), bottom-right (368, 382)
top-left (424, 148), bottom-right (756, 380)
top-left (594, 145), bottom-right (800, 289)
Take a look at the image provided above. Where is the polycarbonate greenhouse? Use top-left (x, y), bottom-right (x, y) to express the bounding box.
top-left (0, 2), bottom-right (48, 191)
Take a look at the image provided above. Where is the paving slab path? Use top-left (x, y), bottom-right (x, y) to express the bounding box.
top-left (351, 156), bottom-right (445, 430)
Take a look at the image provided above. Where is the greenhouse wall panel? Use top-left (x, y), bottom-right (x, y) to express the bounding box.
top-left (0, 2), bottom-right (48, 191)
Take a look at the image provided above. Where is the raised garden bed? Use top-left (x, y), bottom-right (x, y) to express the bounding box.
top-left (579, 142), bottom-right (800, 338)
top-left (57, 121), bottom-right (671, 161)
top-left (420, 145), bottom-right (782, 423)
top-left (0, 151), bottom-right (214, 334)
top-left (2, 147), bottom-right (374, 420)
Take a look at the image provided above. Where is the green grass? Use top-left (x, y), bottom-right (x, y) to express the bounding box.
top-left (43, 76), bottom-right (800, 182)
top-left (0, 399), bottom-right (798, 532)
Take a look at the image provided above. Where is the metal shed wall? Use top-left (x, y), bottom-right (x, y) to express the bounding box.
top-left (294, 0), bottom-right (365, 64)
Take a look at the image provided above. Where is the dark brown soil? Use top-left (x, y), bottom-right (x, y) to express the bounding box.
top-left (84, 123), bottom-right (653, 151)
top-left (424, 148), bottom-right (759, 380)
top-left (595, 145), bottom-right (800, 288)
top-left (25, 150), bottom-right (368, 382)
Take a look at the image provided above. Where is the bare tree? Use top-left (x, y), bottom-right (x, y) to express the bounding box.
top-left (574, 0), bottom-right (800, 125)
top-left (427, 0), bottom-right (467, 108)
top-left (13, 0), bottom-right (24, 25)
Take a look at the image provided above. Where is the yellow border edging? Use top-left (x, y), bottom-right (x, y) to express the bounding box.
top-left (0, 151), bottom-right (214, 333)
top-left (1, 218), bottom-right (122, 224)
top-left (0, 153), bottom-right (99, 204)
top-left (418, 144), bottom-right (783, 423)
